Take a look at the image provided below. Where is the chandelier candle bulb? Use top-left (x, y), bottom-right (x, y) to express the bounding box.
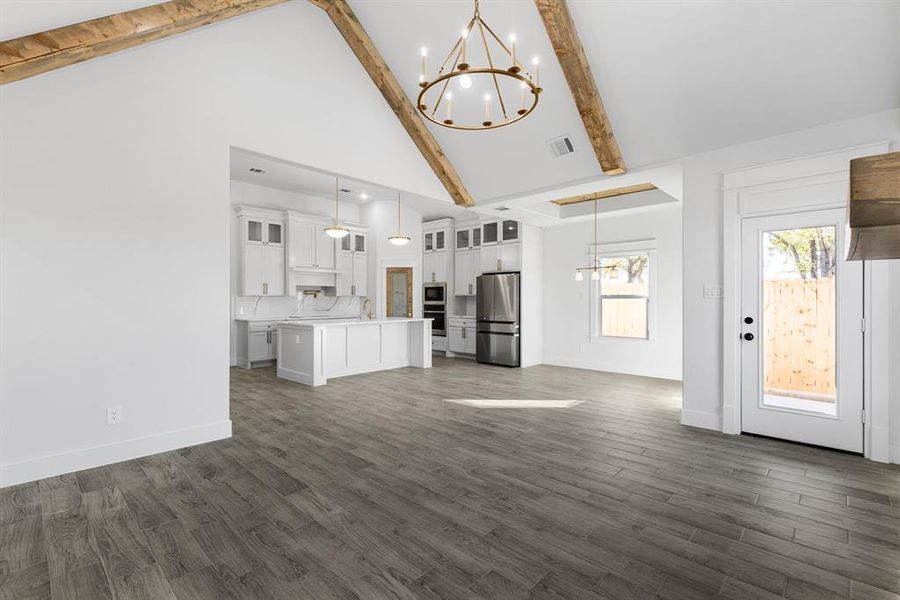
top-left (532, 57), bottom-right (540, 88)
top-left (446, 92), bottom-right (453, 120)
top-left (509, 33), bottom-right (517, 69)
top-left (420, 47), bottom-right (427, 83)
top-left (460, 28), bottom-right (469, 68)
top-left (484, 93), bottom-right (491, 123)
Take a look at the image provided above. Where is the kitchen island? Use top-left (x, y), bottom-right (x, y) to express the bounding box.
top-left (276, 318), bottom-right (432, 386)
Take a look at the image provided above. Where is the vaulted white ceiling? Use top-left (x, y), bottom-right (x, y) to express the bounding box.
top-left (350, 0), bottom-right (900, 203)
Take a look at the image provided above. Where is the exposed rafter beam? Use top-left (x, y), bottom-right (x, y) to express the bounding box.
top-left (0, 0), bottom-right (288, 85)
top-left (551, 183), bottom-right (656, 206)
top-left (315, 0), bottom-right (474, 207)
top-left (535, 0), bottom-right (626, 175)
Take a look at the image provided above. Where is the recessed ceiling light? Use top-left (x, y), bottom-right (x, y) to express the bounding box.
top-left (249, 167), bottom-right (265, 174)
top-left (360, 193), bottom-right (369, 199)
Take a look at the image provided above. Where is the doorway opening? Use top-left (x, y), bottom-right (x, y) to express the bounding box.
top-left (386, 267), bottom-right (413, 318)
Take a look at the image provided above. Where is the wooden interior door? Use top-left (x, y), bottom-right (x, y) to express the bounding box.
top-left (386, 267), bottom-right (413, 318)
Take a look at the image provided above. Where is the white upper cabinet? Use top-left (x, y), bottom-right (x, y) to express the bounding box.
top-left (424, 222), bottom-right (450, 253)
top-left (336, 229), bottom-right (368, 296)
top-left (454, 225), bottom-right (481, 296)
top-left (481, 219), bottom-right (518, 246)
top-left (501, 220), bottom-right (519, 243)
top-left (480, 241), bottom-right (520, 273)
top-left (482, 221), bottom-right (499, 245)
top-left (289, 218), bottom-right (335, 270)
top-left (237, 207), bottom-right (286, 296)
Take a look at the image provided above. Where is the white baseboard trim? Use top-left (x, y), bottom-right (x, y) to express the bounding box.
top-left (542, 355), bottom-right (682, 381)
top-left (680, 409), bottom-right (722, 432)
top-left (890, 442), bottom-right (900, 465)
top-left (0, 420), bottom-right (232, 488)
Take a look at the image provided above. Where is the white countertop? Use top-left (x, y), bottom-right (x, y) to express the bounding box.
top-left (277, 317), bottom-right (431, 328)
top-left (234, 316), bottom-right (292, 322)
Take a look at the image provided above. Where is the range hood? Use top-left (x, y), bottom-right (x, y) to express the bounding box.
top-left (846, 151), bottom-right (900, 261)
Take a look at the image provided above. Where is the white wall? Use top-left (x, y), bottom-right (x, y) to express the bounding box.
top-left (362, 200), bottom-right (425, 319)
top-left (542, 205), bottom-right (683, 380)
top-left (681, 110), bottom-right (900, 449)
top-left (0, 2), bottom-right (449, 487)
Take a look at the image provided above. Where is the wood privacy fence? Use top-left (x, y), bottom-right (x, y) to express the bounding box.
top-left (763, 278), bottom-right (836, 400)
top-left (599, 282), bottom-right (649, 338)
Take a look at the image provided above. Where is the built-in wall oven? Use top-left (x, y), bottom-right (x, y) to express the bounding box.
top-left (423, 282), bottom-right (447, 336)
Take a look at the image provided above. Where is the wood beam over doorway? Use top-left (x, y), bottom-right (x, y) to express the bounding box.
top-left (535, 0), bottom-right (627, 175)
top-left (0, 0), bottom-right (288, 85)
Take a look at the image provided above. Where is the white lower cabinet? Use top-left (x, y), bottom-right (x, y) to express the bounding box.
top-left (448, 317), bottom-right (476, 355)
top-left (236, 321), bottom-right (279, 368)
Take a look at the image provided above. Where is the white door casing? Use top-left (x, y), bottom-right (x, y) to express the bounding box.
top-left (740, 209), bottom-right (863, 452)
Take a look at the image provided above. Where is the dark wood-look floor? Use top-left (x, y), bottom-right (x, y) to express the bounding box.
top-left (2, 357), bottom-right (899, 599)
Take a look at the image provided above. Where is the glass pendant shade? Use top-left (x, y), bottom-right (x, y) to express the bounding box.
top-left (324, 226), bottom-right (350, 239)
top-left (574, 271), bottom-right (584, 281)
top-left (591, 269), bottom-right (601, 281)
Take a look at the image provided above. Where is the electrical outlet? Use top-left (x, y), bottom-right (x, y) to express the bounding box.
top-left (107, 406), bottom-right (123, 425)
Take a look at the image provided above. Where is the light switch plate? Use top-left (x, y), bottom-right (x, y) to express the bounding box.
top-left (703, 285), bottom-right (723, 299)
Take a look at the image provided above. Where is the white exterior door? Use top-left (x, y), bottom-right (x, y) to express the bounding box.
top-left (740, 208), bottom-right (863, 452)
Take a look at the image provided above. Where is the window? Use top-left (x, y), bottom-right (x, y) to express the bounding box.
top-left (592, 252), bottom-right (651, 339)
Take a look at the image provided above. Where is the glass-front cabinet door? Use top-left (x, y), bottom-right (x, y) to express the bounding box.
top-left (501, 220), bottom-right (518, 243)
top-left (472, 227), bottom-right (481, 247)
top-left (456, 229), bottom-right (469, 250)
top-left (247, 220), bottom-right (263, 244)
top-left (354, 233), bottom-right (366, 254)
top-left (435, 230), bottom-right (446, 251)
top-left (267, 222), bottom-right (283, 246)
top-left (482, 221), bottom-right (499, 245)
top-left (341, 234), bottom-right (351, 252)
top-left (424, 232), bottom-right (434, 252)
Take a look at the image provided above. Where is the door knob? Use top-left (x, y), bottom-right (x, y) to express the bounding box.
top-left (743, 333), bottom-right (754, 341)
top-left (744, 316), bottom-right (754, 324)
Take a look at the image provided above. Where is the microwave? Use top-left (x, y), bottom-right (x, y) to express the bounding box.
top-left (424, 282), bottom-right (446, 305)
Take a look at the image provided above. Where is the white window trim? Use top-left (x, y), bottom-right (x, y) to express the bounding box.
top-left (587, 240), bottom-right (657, 342)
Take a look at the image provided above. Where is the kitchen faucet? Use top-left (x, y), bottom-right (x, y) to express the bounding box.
top-left (362, 298), bottom-right (373, 320)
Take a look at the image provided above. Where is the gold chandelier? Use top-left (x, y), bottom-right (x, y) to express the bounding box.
top-left (417, 0), bottom-right (542, 131)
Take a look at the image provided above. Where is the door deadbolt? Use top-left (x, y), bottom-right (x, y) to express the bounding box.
top-left (744, 316), bottom-right (754, 324)
top-left (743, 332), bottom-right (754, 341)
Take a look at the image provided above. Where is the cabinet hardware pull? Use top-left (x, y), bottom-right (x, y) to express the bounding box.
top-left (497, 259), bottom-right (501, 271)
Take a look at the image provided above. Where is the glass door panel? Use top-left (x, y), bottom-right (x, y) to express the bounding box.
top-left (761, 226), bottom-right (837, 416)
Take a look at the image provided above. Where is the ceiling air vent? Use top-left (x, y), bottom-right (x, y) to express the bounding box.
top-left (248, 167), bottom-right (265, 174)
top-left (496, 207), bottom-right (511, 211)
top-left (548, 136), bottom-right (575, 158)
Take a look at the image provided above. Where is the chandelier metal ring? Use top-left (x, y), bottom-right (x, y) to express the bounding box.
top-left (417, 69), bottom-right (541, 131)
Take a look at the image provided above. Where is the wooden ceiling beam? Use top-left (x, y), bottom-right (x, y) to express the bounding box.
top-left (551, 183), bottom-right (656, 206)
top-left (535, 0), bottom-right (627, 175)
top-left (316, 0), bottom-right (474, 207)
top-left (0, 0), bottom-right (289, 85)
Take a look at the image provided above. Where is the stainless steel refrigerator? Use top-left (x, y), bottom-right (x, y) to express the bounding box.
top-left (476, 272), bottom-right (520, 367)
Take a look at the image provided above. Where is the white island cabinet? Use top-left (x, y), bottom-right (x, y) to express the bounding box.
top-left (276, 318), bottom-right (432, 386)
